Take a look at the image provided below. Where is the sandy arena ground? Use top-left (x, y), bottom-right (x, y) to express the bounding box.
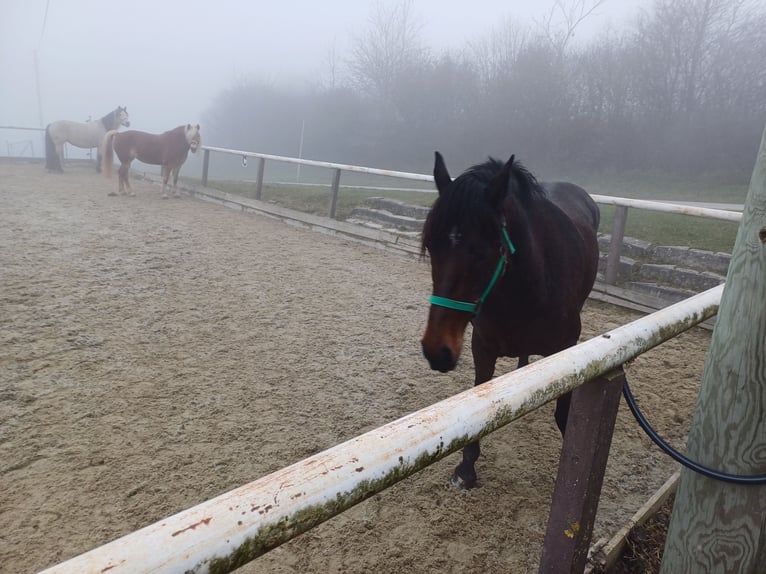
top-left (0, 160), bottom-right (712, 573)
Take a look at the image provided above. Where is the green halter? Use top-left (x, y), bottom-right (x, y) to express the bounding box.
top-left (429, 227), bottom-right (516, 317)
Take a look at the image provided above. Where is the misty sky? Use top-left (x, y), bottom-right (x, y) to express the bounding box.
top-left (1, 0), bottom-right (645, 136)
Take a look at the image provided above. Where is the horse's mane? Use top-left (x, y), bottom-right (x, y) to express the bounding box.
top-left (98, 109), bottom-right (116, 128)
top-left (421, 157), bottom-right (544, 255)
top-left (165, 125), bottom-right (187, 136)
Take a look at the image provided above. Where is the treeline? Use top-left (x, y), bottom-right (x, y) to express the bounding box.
top-left (203, 0), bottom-right (766, 180)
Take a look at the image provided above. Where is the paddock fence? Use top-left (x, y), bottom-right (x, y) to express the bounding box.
top-left (40, 285), bottom-right (724, 574)
top-left (197, 144), bottom-right (742, 312)
top-left (0, 125), bottom-right (99, 162)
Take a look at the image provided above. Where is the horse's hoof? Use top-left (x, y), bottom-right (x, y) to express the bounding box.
top-left (161, 195), bottom-right (169, 200)
top-left (108, 191), bottom-right (117, 197)
top-left (449, 471), bottom-right (477, 490)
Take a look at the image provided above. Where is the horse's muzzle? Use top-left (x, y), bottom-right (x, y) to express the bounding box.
top-left (422, 342), bottom-right (457, 373)
top-left (124, 121), bottom-right (131, 127)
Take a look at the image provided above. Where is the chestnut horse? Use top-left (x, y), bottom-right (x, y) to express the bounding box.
top-left (102, 124), bottom-right (201, 197)
top-left (420, 152), bottom-right (600, 488)
top-left (45, 106), bottom-right (130, 173)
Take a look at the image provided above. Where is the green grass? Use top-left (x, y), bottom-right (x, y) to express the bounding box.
top-left (598, 205), bottom-right (739, 253)
top-left (213, 181), bottom-right (436, 221)
top-left (204, 177), bottom-right (743, 254)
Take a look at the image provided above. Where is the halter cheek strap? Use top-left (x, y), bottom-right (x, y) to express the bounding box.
top-left (429, 228), bottom-right (516, 317)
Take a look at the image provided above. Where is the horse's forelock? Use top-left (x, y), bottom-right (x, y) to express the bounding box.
top-left (421, 165), bottom-right (500, 255)
top-left (186, 124), bottom-right (200, 140)
top-left (184, 124), bottom-right (201, 151)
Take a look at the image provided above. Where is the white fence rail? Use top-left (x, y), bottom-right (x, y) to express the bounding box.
top-left (41, 285), bottom-right (723, 574)
top-left (199, 144), bottom-right (742, 221)
top-left (199, 144), bottom-right (742, 293)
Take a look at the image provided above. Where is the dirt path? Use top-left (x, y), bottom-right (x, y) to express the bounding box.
top-left (0, 160), bottom-right (711, 573)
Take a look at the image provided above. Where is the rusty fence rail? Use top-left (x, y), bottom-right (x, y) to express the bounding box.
top-left (40, 285), bottom-right (724, 574)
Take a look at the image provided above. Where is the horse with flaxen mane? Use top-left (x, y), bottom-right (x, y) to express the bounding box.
top-left (420, 152), bottom-right (600, 489)
top-left (45, 106), bottom-right (130, 173)
top-left (102, 124), bottom-right (201, 197)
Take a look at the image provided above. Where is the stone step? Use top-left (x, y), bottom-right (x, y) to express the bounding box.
top-left (364, 197), bottom-right (431, 219)
top-left (349, 207), bottom-right (425, 232)
top-left (599, 234), bottom-right (730, 275)
top-left (624, 282), bottom-right (698, 306)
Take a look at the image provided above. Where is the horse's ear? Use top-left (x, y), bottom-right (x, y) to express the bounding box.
top-left (196, 124), bottom-right (200, 130)
top-left (187, 123), bottom-right (191, 129)
top-left (433, 151), bottom-right (451, 195)
top-left (488, 155), bottom-right (515, 209)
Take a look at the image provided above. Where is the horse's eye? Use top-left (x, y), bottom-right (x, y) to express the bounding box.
top-left (468, 242), bottom-right (493, 262)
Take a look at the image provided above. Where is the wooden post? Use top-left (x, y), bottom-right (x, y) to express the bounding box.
top-left (539, 368), bottom-right (625, 573)
top-left (605, 206), bottom-right (628, 285)
top-left (254, 157), bottom-right (265, 200)
top-left (201, 149), bottom-right (210, 187)
top-left (661, 126), bottom-right (766, 573)
top-left (329, 168), bottom-right (341, 219)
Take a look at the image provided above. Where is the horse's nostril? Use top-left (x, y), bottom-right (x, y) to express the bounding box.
top-left (423, 344), bottom-right (455, 373)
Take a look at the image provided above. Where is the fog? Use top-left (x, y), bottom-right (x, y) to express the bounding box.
top-left (2, 0), bottom-right (639, 131)
top-left (3, 0), bottom-right (765, 180)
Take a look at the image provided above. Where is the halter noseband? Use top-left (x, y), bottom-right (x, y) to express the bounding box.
top-left (429, 227), bottom-right (516, 318)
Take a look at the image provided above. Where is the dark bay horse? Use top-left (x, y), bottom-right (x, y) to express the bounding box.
top-left (102, 124), bottom-right (201, 197)
top-left (45, 106), bottom-right (130, 173)
top-left (420, 152), bottom-right (600, 489)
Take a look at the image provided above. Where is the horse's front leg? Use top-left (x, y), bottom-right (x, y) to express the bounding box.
top-left (553, 334), bottom-right (580, 436)
top-left (171, 167), bottom-right (181, 197)
top-left (554, 392), bottom-right (571, 436)
top-left (452, 344), bottom-right (497, 489)
top-left (161, 166), bottom-right (170, 198)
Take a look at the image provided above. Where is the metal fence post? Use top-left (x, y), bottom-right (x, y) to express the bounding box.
top-left (329, 168), bottom-right (341, 219)
top-left (605, 206), bottom-right (629, 285)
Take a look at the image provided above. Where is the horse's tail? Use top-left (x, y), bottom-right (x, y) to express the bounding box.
top-left (44, 125), bottom-right (57, 170)
top-left (102, 130), bottom-right (118, 177)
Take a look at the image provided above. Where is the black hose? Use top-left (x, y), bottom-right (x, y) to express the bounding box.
top-left (622, 380), bottom-right (766, 485)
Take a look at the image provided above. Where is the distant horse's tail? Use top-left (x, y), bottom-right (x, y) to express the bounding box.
top-left (44, 125), bottom-right (59, 171)
top-left (102, 130), bottom-right (118, 177)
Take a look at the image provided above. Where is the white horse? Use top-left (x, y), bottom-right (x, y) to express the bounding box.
top-left (45, 106), bottom-right (130, 173)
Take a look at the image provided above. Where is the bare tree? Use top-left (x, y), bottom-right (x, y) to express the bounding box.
top-left (633, 0), bottom-right (748, 119)
top-left (469, 16), bottom-right (531, 95)
top-left (346, 0), bottom-right (427, 101)
top-left (316, 38), bottom-right (344, 91)
top-left (537, 0), bottom-right (608, 59)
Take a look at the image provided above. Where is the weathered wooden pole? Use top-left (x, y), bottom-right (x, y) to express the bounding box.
top-left (660, 125), bottom-right (766, 573)
top-left (254, 157), bottom-right (265, 200)
top-left (201, 149), bottom-right (210, 187)
top-left (539, 369), bottom-right (625, 573)
top-left (328, 167), bottom-right (341, 219)
top-left (605, 205), bottom-right (628, 285)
